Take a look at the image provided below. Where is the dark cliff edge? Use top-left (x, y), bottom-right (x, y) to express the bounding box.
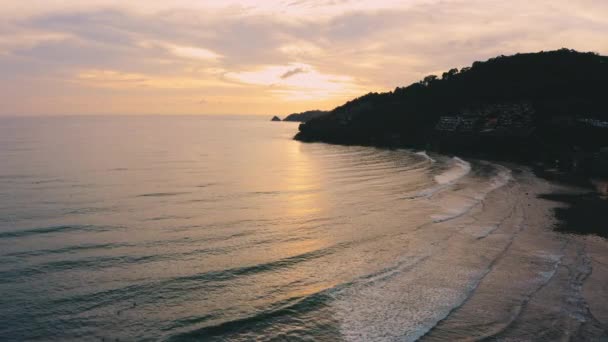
top-left (295, 49), bottom-right (608, 179)
top-left (283, 110), bottom-right (329, 122)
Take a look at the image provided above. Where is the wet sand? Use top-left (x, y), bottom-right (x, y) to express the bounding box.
top-left (421, 167), bottom-right (608, 340)
top-left (539, 192), bottom-right (608, 238)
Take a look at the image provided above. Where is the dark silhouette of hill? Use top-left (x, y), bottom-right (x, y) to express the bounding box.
top-left (271, 116), bottom-right (282, 121)
top-left (282, 110), bottom-right (329, 122)
top-left (295, 49), bottom-right (608, 174)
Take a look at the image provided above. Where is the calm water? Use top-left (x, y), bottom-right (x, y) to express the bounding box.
top-left (1, 116), bottom-right (606, 341)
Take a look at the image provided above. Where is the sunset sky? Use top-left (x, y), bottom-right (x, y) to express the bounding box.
top-left (1, 0), bottom-right (607, 116)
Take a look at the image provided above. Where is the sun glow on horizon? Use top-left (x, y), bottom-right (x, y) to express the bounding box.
top-left (1, 0), bottom-right (607, 115)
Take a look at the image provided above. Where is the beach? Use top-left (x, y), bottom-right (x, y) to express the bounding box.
top-left (421, 167), bottom-right (608, 340)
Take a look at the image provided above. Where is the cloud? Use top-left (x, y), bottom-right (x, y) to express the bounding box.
top-left (279, 42), bottom-right (324, 58)
top-left (280, 67), bottom-right (306, 79)
top-left (139, 40), bottom-right (222, 61)
top-left (169, 45), bottom-right (221, 60)
top-left (0, 30), bottom-right (73, 55)
top-left (1, 0), bottom-right (608, 115)
top-left (226, 63), bottom-right (364, 100)
top-left (74, 69), bottom-right (239, 89)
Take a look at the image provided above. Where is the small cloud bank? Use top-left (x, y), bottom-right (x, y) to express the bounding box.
top-left (227, 63), bottom-right (363, 100)
top-left (281, 67), bottom-right (306, 79)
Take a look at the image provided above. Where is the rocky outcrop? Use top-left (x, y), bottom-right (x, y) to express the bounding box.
top-left (282, 110), bottom-right (329, 122)
top-left (271, 116), bottom-right (281, 122)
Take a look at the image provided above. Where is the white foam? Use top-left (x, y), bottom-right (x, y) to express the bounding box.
top-left (431, 202), bottom-right (478, 223)
top-left (434, 157), bottom-right (471, 185)
top-left (430, 163), bottom-right (512, 225)
top-left (488, 164), bottom-right (513, 191)
top-left (333, 263), bottom-right (487, 342)
top-left (406, 157), bottom-right (471, 199)
top-left (415, 151), bottom-right (436, 163)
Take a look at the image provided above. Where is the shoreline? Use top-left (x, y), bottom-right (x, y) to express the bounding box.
top-left (294, 134), bottom-right (608, 238)
top-left (421, 164), bottom-right (608, 339)
top-left (532, 165), bottom-right (608, 239)
top-left (295, 136), bottom-right (608, 239)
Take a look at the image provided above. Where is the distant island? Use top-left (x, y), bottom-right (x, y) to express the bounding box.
top-left (270, 110), bottom-right (329, 122)
top-left (295, 49), bottom-right (608, 177)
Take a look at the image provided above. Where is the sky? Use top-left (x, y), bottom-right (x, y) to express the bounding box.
top-left (1, 0), bottom-right (607, 116)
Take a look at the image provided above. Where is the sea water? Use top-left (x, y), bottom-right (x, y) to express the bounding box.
top-left (0, 116), bottom-right (605, 341)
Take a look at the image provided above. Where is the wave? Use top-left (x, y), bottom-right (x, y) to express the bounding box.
top-left (406, 157), bottom-right (471, 199)
top-left (168, 256), bottom-right (442, 340)
top-left (430, 200), bottom-right (481, 223)
top-left (0, 254), bottom-right (166, 283)
top-left (0, 224), bottom-right (115, 239)
top-left (164, 248), bottom-right (421, 341)
top-left (47, 241), bottom-right (355, 314)
top-left (3, 229), bottom-right (256, 260)
top-left (434, 157), bottom-right (471, 185)
top-left (137, 192), bottom-right (191, 197)
top-left (336, 194), bottom-right (522, 342)
top-left (328, 162), bottom-right (519, 341)
top-left (64, 206), bottom-right (115, 215)
top-left (163, 242), bottom-right (353, 285)
top-left (415, 151), bottom-right (436, 163)
top-left (2, 234), bottom-right (338, 283)
top-left (3, 242), bottom-right (132, 258)
top-left (166, 290), bottom-right (333, 341)
top-left (0, 174), bottom-right (37, 180)
top-left (196, 182), bottom-right (218, 188)
top-left (431, 164), bottom-right (512, 223)
top-left (489, 163), bottom-right (513, 190)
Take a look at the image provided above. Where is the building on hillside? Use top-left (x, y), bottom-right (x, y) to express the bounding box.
top-left (435, 116), bottom-right (461, 131)
top-left (578, 118), bottom-right (608, 128)
top-left (459, 117), bottom-right (478, 132)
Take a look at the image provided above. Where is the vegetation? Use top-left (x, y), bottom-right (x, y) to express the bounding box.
top-left (282, 110), bottom-right (329, 122)
top-left (296, 49), bottom-right (608, 172)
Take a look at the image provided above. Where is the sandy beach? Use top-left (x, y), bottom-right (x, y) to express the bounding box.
top-left (421, 167), bottom-right (608, 340)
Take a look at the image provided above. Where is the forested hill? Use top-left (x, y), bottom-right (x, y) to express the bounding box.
top-left (295, 49), bottom-right (608, 170)
top-left (283, 110), bottom-right (329, 122)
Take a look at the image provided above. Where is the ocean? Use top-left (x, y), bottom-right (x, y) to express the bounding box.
top-left (1, 115), bottom-right (606, 341)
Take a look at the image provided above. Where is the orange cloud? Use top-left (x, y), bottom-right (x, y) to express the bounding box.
top-left (75, 69), bottom-right (236, 89)
top-left (1, 0), bottom-right (607, 115)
